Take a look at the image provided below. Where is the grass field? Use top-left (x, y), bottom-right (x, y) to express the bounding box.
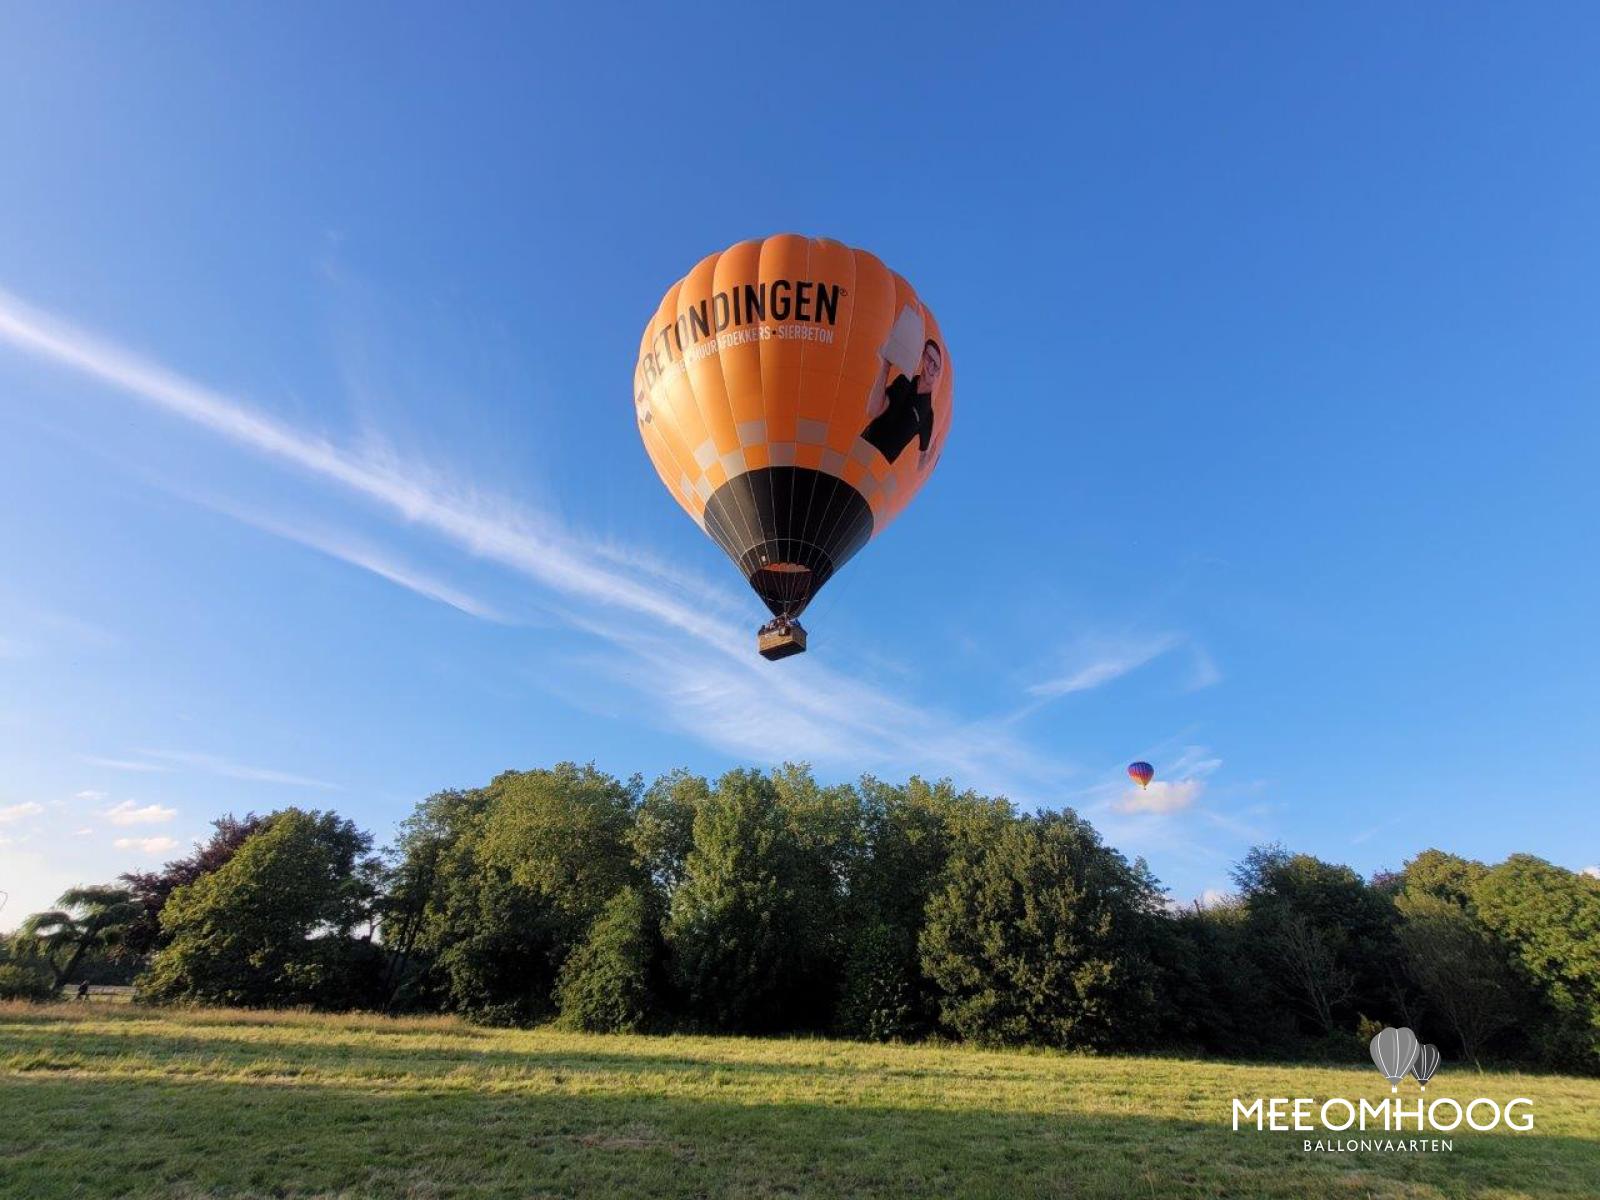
top-left (2, 1003), bottom-right (1597, 1199)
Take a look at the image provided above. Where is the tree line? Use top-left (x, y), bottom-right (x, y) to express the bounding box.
top-left (3, 763), bottom-right (1597, 1073)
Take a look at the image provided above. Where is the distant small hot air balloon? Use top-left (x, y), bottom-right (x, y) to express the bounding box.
top-left (1370, 1027), bottom-right (1420, 1092)
top-left (1127, 761), bottom-right (1155, 790)
top-left (632, 234), bottom-right (953, 660)
top-left (1412, 1043), bottom-right (1442, 1090)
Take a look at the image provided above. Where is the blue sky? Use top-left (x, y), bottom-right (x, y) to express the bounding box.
top-left (2, 5), bottom-right (1597, 926)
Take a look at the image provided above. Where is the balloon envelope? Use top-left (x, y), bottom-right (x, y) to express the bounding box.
top-left (1412, 1043), bottom-right (1442, 1087)
top-left (1127, 761), bottom-right (1155, 789)
top-left (1370, 1027), bottom-right (1420, 1088)
top-left (633, 235), bottom-right (952, 626)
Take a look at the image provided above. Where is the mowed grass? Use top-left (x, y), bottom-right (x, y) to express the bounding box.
top-left (2, 1003), bottom-right (1597, 1199)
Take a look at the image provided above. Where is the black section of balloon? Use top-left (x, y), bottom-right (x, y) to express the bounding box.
top-left (701, 466), bottom-right (874, 618)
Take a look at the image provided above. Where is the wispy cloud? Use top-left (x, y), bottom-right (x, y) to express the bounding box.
top-left (81, 755), bottom-right (174, 774)
top-left (1027, 633), bottom-right (1183, 700)
top-left (1350, 816), bottom-right (1404, 846)
top-left (1198, 805), bottom-right (1271, 844)
top-left (115, 836), bottom-right (179, 855)
top-left (550, 609), bottom-right (1062, 788)
top-left (1186, 644), bottom-right (1223, 691)
top-left (73, 827), bottom-right (94, 837)
top-left (0, 610), bottom-right (118, 662)
top-left (74, 789), bottom-right (108, 802)
top-left (137, 750), bottom-right (339, 790)
top-left (198, 500), bottom-right (505, 623)
top-left (1164, 745), bottom-right (1225, 780)
top-left (0, 283), bottom-right (1066, 796)
top-left (103, 801), bottom-right (177, 826)
top-left (0, 802), bottom-right (44, 824)
top-left (0, 284), bottom-right (741, 654)
top-left (1021, 635), bottom-right (1221, 716)
top-left (83, 749), bottom-right (336, 789)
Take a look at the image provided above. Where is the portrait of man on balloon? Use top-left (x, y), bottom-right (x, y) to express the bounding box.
top-left (862, 303), bottom-right (941, 470)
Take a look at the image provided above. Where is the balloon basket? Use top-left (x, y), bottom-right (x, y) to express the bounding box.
top-left (757, 619), bottom-right (807, 661)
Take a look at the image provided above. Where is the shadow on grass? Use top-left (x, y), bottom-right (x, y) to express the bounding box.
top-left (1, 1069), bottom-right (1595, 1200)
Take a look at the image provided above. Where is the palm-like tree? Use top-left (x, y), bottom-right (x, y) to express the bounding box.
top-left (19, 885), bottom-right (139, 986)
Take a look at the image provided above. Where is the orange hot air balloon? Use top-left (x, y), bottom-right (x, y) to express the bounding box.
top-left (1127, 761), bottom-right (1155, 789)
top-left (632, 235), bottom-right (953, 659)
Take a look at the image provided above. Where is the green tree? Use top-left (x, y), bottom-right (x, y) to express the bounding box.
top-left (1469, 855), bottom-right (1600, 1071)
top-left (119, 813), bottom-right (267, 956)
top-left (1395, 890), bottom-right (1524, 1067)
top-left (837, 919), bottom-right (923, 1041)
top-left (1233, 847), bottom-right (1399, 1036)
top-left (771, 764), bottom-right (866, 1020)
top-left (19, 885), bottom-right (139, 986)
top-left (1401, 849), bottom-right (1489, 908)
top-left (627, 769), bottom-right (709, 895)
top-left (1150, 897), bottom-right (1286, 1054)
top-left (920, 810), bottom-right (1161, 1047)
top-left (1269, 914), bottom-right (1354, 1035)
top-left (142, 809), bottom-right (379, 1007)
top-left (380, 786), bottom-right (491, 1011)
top-left (0, 963), bottom-right (57, 1000)
top-left (409, 765), bottom-right (641, 1022)
top-left (665, 769), bottom-right (838, 1031)
top-left (0, 930), bottom-right (63, 999)
top-left (834, 776), bottom-right (1013, 1040)
top-left (850, 777), bottom-right (1014, 935)
top-left (555, 886), bottom-right (662, 1033)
